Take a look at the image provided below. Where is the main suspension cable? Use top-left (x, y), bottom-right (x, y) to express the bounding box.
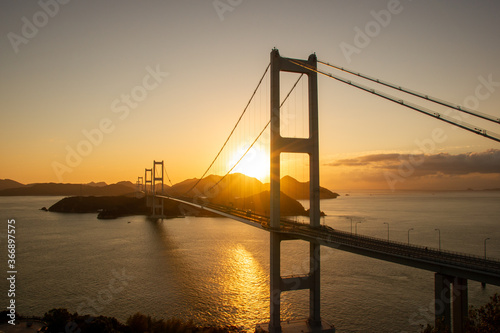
top-left (318, 59), bottom-right (500, 124)
top-left (291, 60), bottom-right (500, 143)
top-left (204, 73), bottom-right (305, 195)
top-left (183, 63), bottom-right (271, 196)
top-left (164, 167), bottom-right (173, 186)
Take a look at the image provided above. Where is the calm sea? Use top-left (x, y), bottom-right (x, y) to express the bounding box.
top-left (1, 191), bottom-right (499, 332)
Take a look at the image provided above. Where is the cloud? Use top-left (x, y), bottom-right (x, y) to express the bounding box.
top-left (327, 153), bottom-right (399, 167)
top-left (325, 149), bottom-right (500, 177)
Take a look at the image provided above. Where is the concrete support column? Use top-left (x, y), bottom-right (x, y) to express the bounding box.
top-left (309, 242), bottom-right (321, 327)
top-left (269, 232), bottom-right (282, 333)
top-left (435, 274), bottom-right (469, 333)
top-left (452, 277), bottom-right (468, 333)
top-left (435, 273), bottom-right (451, 330)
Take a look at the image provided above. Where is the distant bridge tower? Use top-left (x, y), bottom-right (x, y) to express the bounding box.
top-left (136, 176), bottom-right (144, 198)
top-left (145, 168), bottom-right (153, 208)
top-left (152, 160), bottom-right (164, 218)
top-left (136, 176), bottom-right (144, 192)
top-left (269, 49), bottom-right (333, 332)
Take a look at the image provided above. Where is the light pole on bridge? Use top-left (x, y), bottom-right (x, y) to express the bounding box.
top-left (408, 228), bottom-right (414, 245)
top-left (435, 228), bottom-right (441, 252)
top-left (355, 221), bottom-right (362, 235)
top-left (383, 222), bottom-right (389, 241)
top-left (484, 237), bottom-right (491, 259)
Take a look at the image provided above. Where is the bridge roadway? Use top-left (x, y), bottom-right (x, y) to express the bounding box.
top-left (157, 195), bottom-right (500, 287)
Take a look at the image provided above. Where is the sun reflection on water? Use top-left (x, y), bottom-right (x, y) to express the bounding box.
top-left (213, 243), bottom-right (269, 328)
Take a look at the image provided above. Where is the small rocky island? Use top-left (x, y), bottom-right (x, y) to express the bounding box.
top-left (48, 196), bottom-right (152, 219)
top-left (46, 191), bottom-right (326, 219)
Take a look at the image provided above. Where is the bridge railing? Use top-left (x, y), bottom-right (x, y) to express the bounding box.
top-left (161, 195), bottom-right (500, 268)
top-left (276, 218), bottom-right (500, 267)
top-left (344, 228), bottom-right (499, 263)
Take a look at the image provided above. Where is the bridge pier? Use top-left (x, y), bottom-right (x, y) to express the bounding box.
top-left (269, 232), bottom-right (282, 333)
top-left (435, 273), bottom-right (452, 329)
top-left (434, 273), bottom-right (468, 333)
top-left (269, 231), bottom-right (281, 332)
top-left (268, 233), bottom-right (329, 333)
top-left (452, 277), bottom-right (468, 333)
top-left (309, 241), bottom-right (321, 327)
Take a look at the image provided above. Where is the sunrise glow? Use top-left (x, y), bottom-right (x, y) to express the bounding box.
top-left (229, 144), bottom-right (270, 182)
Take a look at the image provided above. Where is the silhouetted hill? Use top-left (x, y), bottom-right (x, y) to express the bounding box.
top-left (0, 175), bottom-right (338, 199)
top-left (86, 181), bottom-right (108, 187)
top-left (0, 179), bottom-right (25, 191)
top-left (151, 183), bottom-right (172, 193)
top-left (169, 173), bottom-right (338, 201)
top-left (44, 173), bottom-right (336, 218)
top-left (234, 190), bottom-right (307, 216)
top-left (167, 177), bottom-right (199, 194)
top-left (0, 183), bottom-right (136, 196)
top-left (116, 181), bottom-right (138, 189)
top-left (280, 176), bottom-right (340, 199)
top-left (168, 174), bottom-right (257, 197)
top-left (49, 196), bottom-right (148, 215)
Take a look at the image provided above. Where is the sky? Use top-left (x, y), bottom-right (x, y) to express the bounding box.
top-left (1, 0), bottom-right (500, 191)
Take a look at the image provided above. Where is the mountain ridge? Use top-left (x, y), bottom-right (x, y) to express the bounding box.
top-left (0, 175), bottom-right (339, 200)
top-left (166, 173), bottom-right (339, 201)
top-left (0, 181), bottom-right (137, 197)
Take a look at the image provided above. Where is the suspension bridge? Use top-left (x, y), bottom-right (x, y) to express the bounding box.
top-left (136, 49), bottom-right (500, 333)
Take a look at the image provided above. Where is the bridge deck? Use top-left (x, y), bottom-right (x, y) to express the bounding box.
top-left (156, 195), bottom-right (500, 286)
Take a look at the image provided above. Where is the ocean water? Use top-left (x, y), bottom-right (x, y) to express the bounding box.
top-left (0, 192), bottom-right (499, 332)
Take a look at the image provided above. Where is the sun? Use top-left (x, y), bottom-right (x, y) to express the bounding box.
top-left (229, 144), bottom-right (270, 182)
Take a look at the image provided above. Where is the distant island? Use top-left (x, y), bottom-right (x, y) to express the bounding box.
top-left (21, 174), bottom-right (340, 219)
top-left (0, 180), bottom-right (137, 196)
top-left (0, 175), bottom-right (340, 198)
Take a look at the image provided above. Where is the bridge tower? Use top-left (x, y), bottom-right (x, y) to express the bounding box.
top-left (152, 160), bottom-right (164, 218)
top-left (269, 49), bottom-right (333, 333)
